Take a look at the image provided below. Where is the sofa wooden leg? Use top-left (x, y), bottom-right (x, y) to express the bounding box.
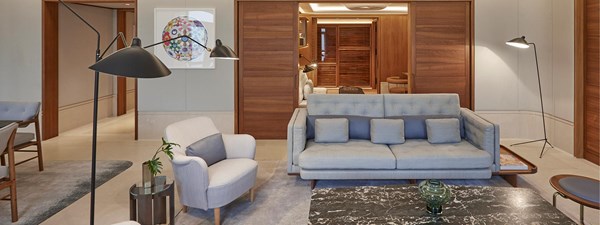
top-left (310, 180), bottom-right (317, 189)
top-left (182, 205), bottom-right (188, 213)
top-left (214, 207), bottom-right (221, 225)
top-left (249, 188), bottom-right (255, 202)
top-left (409, 179), bottom-right (417, 184)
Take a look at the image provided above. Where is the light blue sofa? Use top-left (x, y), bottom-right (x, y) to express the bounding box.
top-left (287, 94), bottom-right (500, 181)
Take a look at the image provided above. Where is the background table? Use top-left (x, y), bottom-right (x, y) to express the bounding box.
top-left (310, 185), bottom-right (575, 224)
top-left (129, 176), bottom-right (174, 225)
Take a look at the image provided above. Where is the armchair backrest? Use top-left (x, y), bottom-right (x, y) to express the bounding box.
top-left (164, 117), bottom-right (220, 156)
top-left (0, 101), bottom-right (41, 121)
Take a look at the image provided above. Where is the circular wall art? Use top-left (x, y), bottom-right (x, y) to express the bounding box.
top-left (161, 16), bottom-right (209, 61)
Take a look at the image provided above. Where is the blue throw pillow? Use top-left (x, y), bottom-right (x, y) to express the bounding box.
top-left (370, 119), bottom-right (405, 144)
top-left (314, 118), bottom-right (349, 143)
top-left (185, 133), bottom-right (227, 166)
top-left (426, 118), bottom-right (462, 144)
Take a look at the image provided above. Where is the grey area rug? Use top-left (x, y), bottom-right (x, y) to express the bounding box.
top-left (0, 160), bottom-right (132, 225)
top-left (176, 161), bottom-right (512, 225)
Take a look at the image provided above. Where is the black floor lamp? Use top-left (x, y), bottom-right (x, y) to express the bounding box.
top-left (58, 1), bottom-right (238, 224)
top-left (506, 36), bottom-right (554, 158)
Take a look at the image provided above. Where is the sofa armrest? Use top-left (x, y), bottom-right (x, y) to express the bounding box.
top-left (460, 108), bottom-right (500, 172)
top-left (222, 134), bottom-right (256, 159)
top-left (170, 154), bottom-right (210, 209)
top-left (287, 108), bottom-right (307, 173)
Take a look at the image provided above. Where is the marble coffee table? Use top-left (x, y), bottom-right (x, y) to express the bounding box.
top-left (309, 185), bottom-right (575, 225)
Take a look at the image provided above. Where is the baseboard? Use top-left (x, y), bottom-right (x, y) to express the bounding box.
top-left (58, 95), bottom-right (114, 133)
top-left (476, 110), bottom-right (574, 155)
top-left (137, 111), bottom-right (234, 139)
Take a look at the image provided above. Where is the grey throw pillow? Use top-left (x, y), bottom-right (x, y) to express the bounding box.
top-left (370, 119), bottom-right (405, 144)
top-left (315, 118), bottom-right (349, 143)
top-left (185, 133), bottom-right (227, 166)
top-left (426, 118), bottom-right (462, 144)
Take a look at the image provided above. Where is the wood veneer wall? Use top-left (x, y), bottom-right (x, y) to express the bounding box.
top-left (237, 1), bottom-right (299, 139)
top-left (378, 15), bottom-right (409, 84)
top-left (410, 1), bottom-right (472, 108)
top-left (584, 0), bottom-right (599, 164)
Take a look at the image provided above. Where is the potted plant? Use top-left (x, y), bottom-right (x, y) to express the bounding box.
top-left (143, 138), bottom-right (179, 188)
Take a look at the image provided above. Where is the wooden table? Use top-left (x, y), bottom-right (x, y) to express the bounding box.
top-left (493, 145), bottom-right (538, 187)
top-left (310, 185), bottom-right (576, 224)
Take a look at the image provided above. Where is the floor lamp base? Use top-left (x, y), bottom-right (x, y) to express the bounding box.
top-left (510, 138), bottom-right (554, 158)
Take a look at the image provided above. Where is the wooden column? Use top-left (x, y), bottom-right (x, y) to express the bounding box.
top-left (237, 1), bottom-right (299, 138)
top-left (42, 1), bottom-right (59, 140)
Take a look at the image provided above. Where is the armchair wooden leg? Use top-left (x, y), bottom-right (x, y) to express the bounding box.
top-left (35, 122), bottom-right (44, 171)
top-left (214, 207), bottom-right (221, 225)
top-left (182, 205), bottom-right (188, 213)
top-left (10, 183), bottom-right (17, 222)
top-left (249, 188), bottom-right (255, 202)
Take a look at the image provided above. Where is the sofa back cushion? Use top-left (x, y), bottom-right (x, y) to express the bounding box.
top-left (383, 94), bottom-right (460, 117)
top-left (314, 118), bottom-right (349, 143)
top-left (306, 115), bottom-right (373, 140)
top-left (307, 94), bottom-right (384, 117)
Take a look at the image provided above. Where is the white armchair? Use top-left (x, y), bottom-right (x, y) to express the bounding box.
top-left (164, 117), bottom-right (257, 225)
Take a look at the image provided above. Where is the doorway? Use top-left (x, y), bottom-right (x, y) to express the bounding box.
top-left (41, 0), bottom-right (138, 140)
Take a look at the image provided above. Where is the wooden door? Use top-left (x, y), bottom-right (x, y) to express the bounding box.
top-left (584, 0), bottom-right (599, 164)
top-left (410, 2), bottom-right (472, 108)
top-left (316, 25), bottom-right (338, 86)
top-left (237, 2), bottom-right (298, 139)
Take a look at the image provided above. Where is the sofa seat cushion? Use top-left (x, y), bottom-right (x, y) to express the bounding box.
top-left (299, 139), bottom-right (396, 170)
top-left (390, 140), bottom-right (492, 169)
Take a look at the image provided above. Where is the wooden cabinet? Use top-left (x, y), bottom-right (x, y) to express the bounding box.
top-left (316, 24), bottom-right (374, 87)
top-left (410, 1), bottom-right (472, 108)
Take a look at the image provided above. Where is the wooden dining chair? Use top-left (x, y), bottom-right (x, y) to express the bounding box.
top-left (0, 101), bottom-right (44, 171)
top-left (0, 122), bottom-right (19, 222)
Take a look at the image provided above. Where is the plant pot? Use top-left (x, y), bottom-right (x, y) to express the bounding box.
top-left (142, 161), bottom-right (155, 188)
top-left (418, 179), bottom-right (452, 215)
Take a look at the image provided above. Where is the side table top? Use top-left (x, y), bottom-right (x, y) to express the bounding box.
top-left (130, 176), bottom-right (173, 197)
top-left (494, 145), bottom-right (538, 175)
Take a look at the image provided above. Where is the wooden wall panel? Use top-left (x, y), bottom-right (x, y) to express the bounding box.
top-left (339, 26), bottom-right (370, 46)
top-left (584, 0), bottom-right (599, 164)
top-left (317, 64), bottom-right (337, 86)
top-left (238, 1), bottom-right (298, 139)
top-left (339, 50), bottom-right (371, 86)
top-left (378, 15), bottom-right (409, 84)
top-left (116, 9), bottom-right (127, 116)
top-left (42, 1), bottom-right (59, 140)
top-left (410, 2), bottom-right (472, 108)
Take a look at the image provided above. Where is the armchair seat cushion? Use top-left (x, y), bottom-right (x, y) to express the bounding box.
top-left (0, 166), bottom-right (6, 179)
top-left (207, 158), bottom-right (258, 208)
top-left (299, 140), bottom-right (396, 170)
top-left (390, 140), bottom-right (492, 170)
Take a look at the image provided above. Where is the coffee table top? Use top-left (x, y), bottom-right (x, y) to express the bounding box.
top-left (310, 185), bottom-right (575, 225)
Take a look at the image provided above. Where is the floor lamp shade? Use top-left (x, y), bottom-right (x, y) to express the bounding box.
top-left (90, 38), bottom-right (171, 78)
top-left (506, 36), bottom-right (530, 49)
top-left (210, 39), bottom-right (239, 60)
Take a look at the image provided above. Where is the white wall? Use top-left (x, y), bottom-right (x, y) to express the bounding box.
top-left (0, 0), bottom-right (42, 102)
top-left (474, 0), bottom-right (574, 154)
top-left (137, 0), bottom-right (236, 138)
top-left (58, 4), bottom-right (117, 132)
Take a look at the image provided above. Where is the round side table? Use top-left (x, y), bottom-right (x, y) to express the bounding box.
top-left (550, 174), bottom-right (599, 224)
top-left (129, 176), bottom-right (175, 225)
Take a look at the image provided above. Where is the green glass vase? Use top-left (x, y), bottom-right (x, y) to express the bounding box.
top-left (418, 179), bottom-right (452, 215)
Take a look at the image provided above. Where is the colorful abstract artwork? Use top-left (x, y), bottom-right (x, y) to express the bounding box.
top-left (154, 8), bottom-right (215, 69)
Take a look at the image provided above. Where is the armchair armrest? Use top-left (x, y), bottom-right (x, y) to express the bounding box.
top-left (170, 154), bottom-right (210, 209)
top-left (222, 134), bottom-right (256, 159)
top-left (461, 108), bottom-right (500, 172)
top-left (287, 108), bottom-right (307, 174)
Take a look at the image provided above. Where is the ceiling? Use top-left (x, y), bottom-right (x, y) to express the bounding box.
top-left (78, 2), bottom-right (135, 9)
top-left (299, 3), bottom-right (408, 14)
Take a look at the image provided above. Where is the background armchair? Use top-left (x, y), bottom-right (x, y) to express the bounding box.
top-left (0, 101), bottom-right (43, 171)
top-left (164, 117), bottom-right (257, 225)
top-left (0, 122), bottom-right (19, 222)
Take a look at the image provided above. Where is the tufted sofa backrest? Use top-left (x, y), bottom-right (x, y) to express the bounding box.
top-left (0, 101), bottom-right (41, 121)
top-left (307, 94), bottom-right (384, 117)
top-left (383, 94), bottom-right (460, 117)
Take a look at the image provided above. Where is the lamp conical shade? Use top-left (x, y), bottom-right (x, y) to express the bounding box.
top-left (89, 38), bottom-right (171, 78)
top-left (210, 39), bottom-right (239, 60)
top-left (506, 36), bottom-right (530, 49)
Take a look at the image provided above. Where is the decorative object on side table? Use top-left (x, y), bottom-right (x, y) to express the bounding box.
top-left (418, 179), bottom-right (452, 215)
top-left (142, 138), bottom-right (179, 188)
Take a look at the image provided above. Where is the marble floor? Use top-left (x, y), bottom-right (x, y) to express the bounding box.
top-left (11, 113), bottom-right (598, 225)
